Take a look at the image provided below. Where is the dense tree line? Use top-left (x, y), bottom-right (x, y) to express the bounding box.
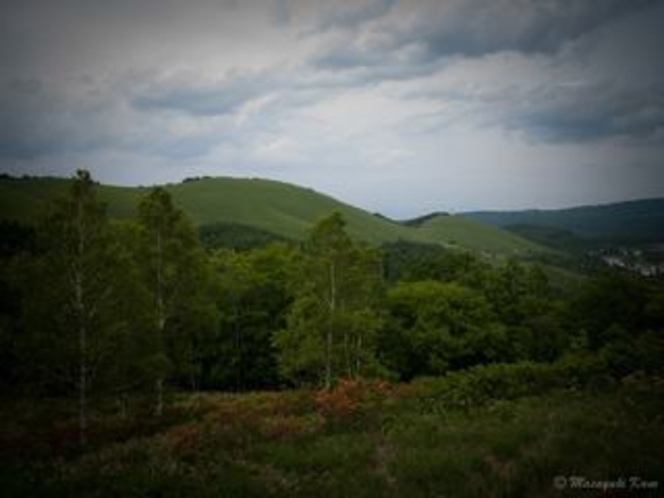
top-left (1, 171), bottom-right (663, 445)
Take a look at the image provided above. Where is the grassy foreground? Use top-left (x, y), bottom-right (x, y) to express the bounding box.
top-left (1, 376), bottom-right (662, 498)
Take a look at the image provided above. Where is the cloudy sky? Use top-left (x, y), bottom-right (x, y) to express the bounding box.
top-left (1, 0), bottom-right (663, 216)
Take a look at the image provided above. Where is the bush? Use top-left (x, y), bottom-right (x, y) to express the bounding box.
top-left (415, 355), bottom-right (615, 412)
top-left (315, 378), bottom-right (392, 428)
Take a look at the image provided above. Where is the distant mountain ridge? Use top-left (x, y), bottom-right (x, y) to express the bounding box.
top-left (0, 175), bottom-right (544, 255)
top-left (464, 198), bottom-right (664, 242)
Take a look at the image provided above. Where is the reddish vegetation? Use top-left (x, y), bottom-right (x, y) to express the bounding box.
top-left (315, 378), bottom-right (392, 425)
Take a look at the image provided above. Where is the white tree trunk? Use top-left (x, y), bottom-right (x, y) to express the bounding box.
top-left (325, 261), bottom-right (336, 390)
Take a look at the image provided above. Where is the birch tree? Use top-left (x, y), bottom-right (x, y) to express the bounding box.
top-left (136, 188), bottom-right (216, 414)
top-left (275, 213), bottom-right (383, 388)
top-left (19, 170), bottom-right (129, 445)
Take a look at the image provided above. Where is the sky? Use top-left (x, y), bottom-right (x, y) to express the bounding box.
top-left (1, 0), bottom-right (663, 217)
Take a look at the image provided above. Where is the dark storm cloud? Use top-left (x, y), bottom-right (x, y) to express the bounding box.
top-left (0, 71), bottom-right (147, 159)
top-left (506, 82), bottom-right (664, 143)
top-left (5, 77), bottom-right (42, 96)
top-left (411, 0), bottom-right (657, 59)
top-left (312, 0), bottom-right (657, 72)
top-left (0, 77), bottom-right (63, 158)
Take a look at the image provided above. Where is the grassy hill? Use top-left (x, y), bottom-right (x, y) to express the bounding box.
top-left (0, 176), bottom-right (546, 255)
top-left (405, 213), bottom-right (544, 254)
top-left (465, 198), bottom-right (664, 243)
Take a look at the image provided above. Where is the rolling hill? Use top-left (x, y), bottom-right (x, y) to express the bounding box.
top-left (465, 198), bottom-right (664, 243)
top-left (403, 212), bottom-right (545, 254)
top-left (0, 175), bottom-right (544, 255)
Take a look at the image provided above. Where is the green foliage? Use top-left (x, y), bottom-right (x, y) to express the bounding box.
top-left (206, 243), bottom-right (298, 390)
top-left (275, 213), bottom-right (384, 387)
top-left (505, 223), bottom-right (596, 252)
top-left (135, 187), bottom-right (218, 390)
top-left (413, 343), bottom-right (664, 414)
top-left (13, 171), bottom-right (142, 396)
top-left (467, 197), bottom-right (664, 242)
top-left (416, 361), bottom-right (570, 411)
top-left (381, 240), bottom-right (448, 281)
top-left (570, 272), bottom-right (650, 349)
top-left (382, 280), bottom-right (507, 379)
top-left (199, 222), bottom-right (290, 250)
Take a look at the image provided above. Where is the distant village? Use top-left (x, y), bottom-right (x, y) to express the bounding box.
top-left (596, 246), bottom-right (664, 277)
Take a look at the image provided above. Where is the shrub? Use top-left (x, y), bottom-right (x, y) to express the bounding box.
top-left (315, 378), bottom-right (392, 428)
top-left (415, 355), bottom-right (616, 412)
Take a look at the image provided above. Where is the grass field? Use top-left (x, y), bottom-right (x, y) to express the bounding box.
top-left (2, 374), bottom-right (662, 497)
top-left (0, 176), bottom-right (546, 255)
top-left (415, 214), bottom-right (544, 255)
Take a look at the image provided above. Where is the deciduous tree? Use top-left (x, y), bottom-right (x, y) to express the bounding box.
top-left (275, 213), bottom-right (383, 388)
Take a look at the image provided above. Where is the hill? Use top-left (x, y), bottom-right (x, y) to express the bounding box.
top-left (404, 213), bottom-right (544, 254)
top-left (502, 224), bottom-right (598, 252)
top-left (0, 176), bottom-right (545, 255)
top-left (465, 198), bottom-right (664, 243)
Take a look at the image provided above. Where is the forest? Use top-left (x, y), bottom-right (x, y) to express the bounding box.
top-left (1, 170), bottom-right (663, 497)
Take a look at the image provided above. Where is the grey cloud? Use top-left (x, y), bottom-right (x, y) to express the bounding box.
top-left (413, 0), bottom-right (657, 58)
top-left (0, 72), bottom-right (145, 159)
top-left (314, 0), bottom-right (396, 32)
top-left (506, 82), bottom-right (664, 143)
top-left (272, 0), bottom-right (292, 25)
top-left (406, 79), bottom-right (664, 144)
top-left (5, 77), bottom-right (42, 95)
top-left (312, 44), bottom-right (386, 70)
top-left (1, 0), bottom-right (664, 210)
top-left (132, 73), bottom-right (273, 117)
top-left (311, 0), bottom-right (658, 73)
top-left (130, 66), bottom-right (363, 119)
top-left (124, 132), bottom-right (225, 160)
top-left (0, 79), bottom-right (64, 158)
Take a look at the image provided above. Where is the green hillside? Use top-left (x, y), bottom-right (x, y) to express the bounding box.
top-left (0, 176), bottom-right (546, 255)
top-left (465, 198), bottom-right (664, 242)
top-left (164, 178), bottom-right (420, 245)
top-left (412, 213), bottom-right (545, 254)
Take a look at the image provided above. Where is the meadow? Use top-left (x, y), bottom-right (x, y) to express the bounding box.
top-left (2, 362), bottom-right (662, 498)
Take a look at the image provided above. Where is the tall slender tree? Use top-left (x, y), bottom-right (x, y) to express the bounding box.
top-left (19, 170), bottom-right (129, 445)
top-left (136, 188), bottom-right (216, 414)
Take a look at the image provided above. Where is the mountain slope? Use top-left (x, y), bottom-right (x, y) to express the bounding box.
top-left (0, 176), bottom-right (546, 254)
top-left (410, 214), bottom-right (545, 254)
top-left (465, 198), bottom-right (664, 242)
top-left (163, 177), bottom-right (416, 244)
